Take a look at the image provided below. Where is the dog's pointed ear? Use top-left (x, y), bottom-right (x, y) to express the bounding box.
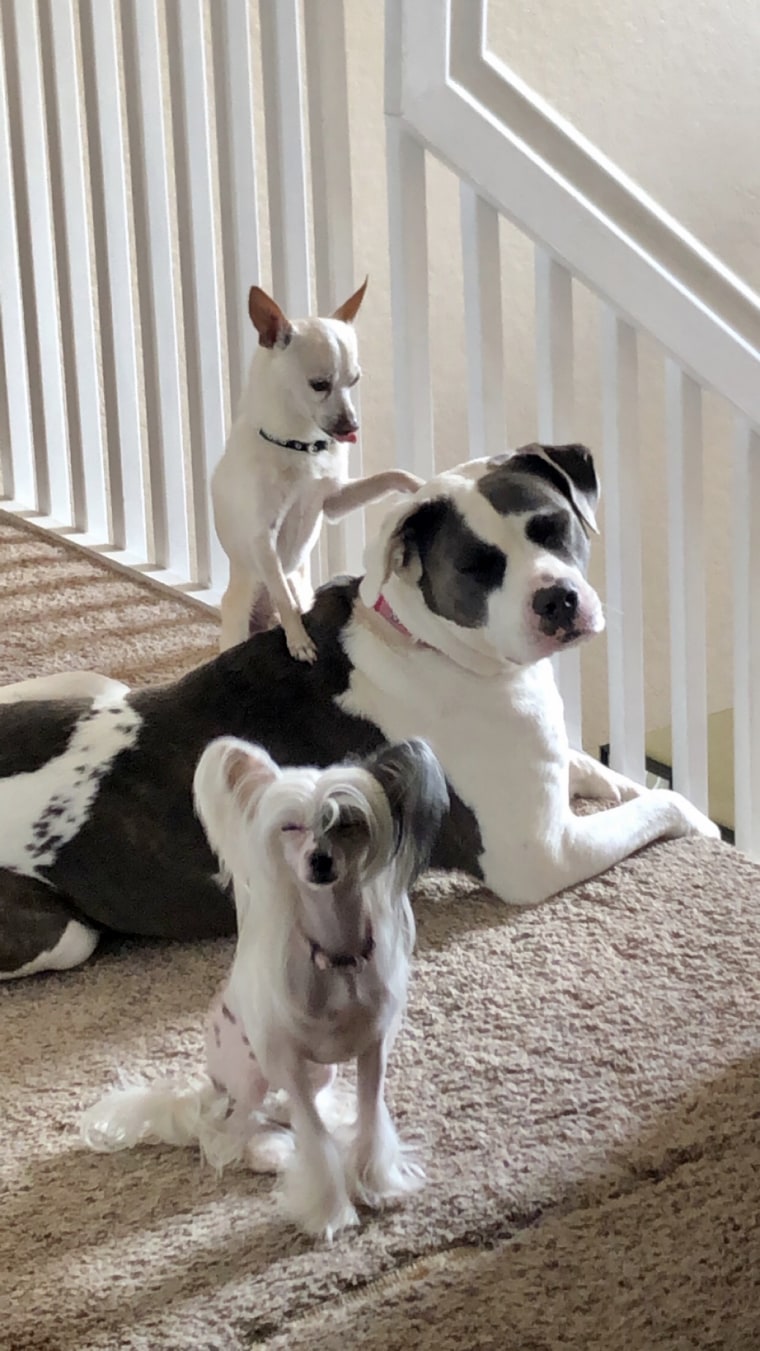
top-left (248, 286), bottom-right (294, 349)
top-left (221, 739), bottom-right (280, 805)
top-left (359, 492), bottom-right (430, 608)
top-left (193, 737), bottom-right (279, 871)
top-left (332, 276), bottom-right (368, 324)
top-left (513, 442), bottom-right (600, 535)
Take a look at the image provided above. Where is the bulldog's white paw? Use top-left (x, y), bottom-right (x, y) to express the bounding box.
top-left (663, 790), bottom-right (721, 841)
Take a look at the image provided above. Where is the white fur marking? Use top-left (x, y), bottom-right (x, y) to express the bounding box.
top-left (0, 695), bottom-right (143, 877)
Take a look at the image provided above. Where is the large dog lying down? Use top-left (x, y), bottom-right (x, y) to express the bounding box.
top-left (0, 444), bottom-right (718, 980)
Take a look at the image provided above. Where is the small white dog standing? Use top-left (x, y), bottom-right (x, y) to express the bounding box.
top-left (82, 737), bottom-right (448, 1242)
top-left (212, 280), bottom-right (421, 658)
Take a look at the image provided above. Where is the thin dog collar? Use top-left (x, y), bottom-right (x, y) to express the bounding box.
top-left (373, 593), bottom-right (432, 649)
top-left (259, 427), bottom-right (330, 454)
top-left (309, 932), bottom-right (375, 971)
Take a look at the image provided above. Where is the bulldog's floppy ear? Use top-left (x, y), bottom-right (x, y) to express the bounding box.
top-left (511, 442), bottom-right (600, 535)
top-left (360, 493), bottom-right (430, 608)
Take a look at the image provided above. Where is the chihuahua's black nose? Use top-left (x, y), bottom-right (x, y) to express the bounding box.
top-left (309, 850), bottom-right (336, 885)
top-left (532, 582), bottom-right (579, 635)
top-left (330, 417), bottom-right (358, 437)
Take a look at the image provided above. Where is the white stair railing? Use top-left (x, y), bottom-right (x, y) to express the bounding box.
top-left (0, 0), bottom-right (758, 858)
top-left (0, 0), bottom-right (360, 597)
top-left (386, 0), bottom-right (760, 858)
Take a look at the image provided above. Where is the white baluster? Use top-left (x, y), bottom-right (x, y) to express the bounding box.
top-left (733, 421), bottom-right (760, 858)
top-left (40, 0), bottom-right (108, 543)
top-left (80, 0), bottom-right (146, 559)
top-left (166, 0), bottom-right (228, 595)
top-left (601, 308), bottom-right (646, 782)
top-left (210, 0), bottom-right (260, 416)
top-left (460, 184), bottom-right (506, 460)
top-left (6, 0), bottom-right (71, 524)
top-left (121, 0), bottom-right (190, 582)
top-left (535, 250), bottom-right (582, 749)
top-left (0, 5), bottom-right (35, 508)
top-left (304, 0), bottom-right (362, 580)
top-left (259, 0), bottom-right (313, 580)
top-left (258, 0), bottom-right (310, 317)
top-left (665, 363), bottom-right (708, 812)
top-left (386, 123), bottom-right (434, 479)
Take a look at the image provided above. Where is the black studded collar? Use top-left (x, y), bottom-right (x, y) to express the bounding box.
top-left (259, 427), bottom-right (330, 454)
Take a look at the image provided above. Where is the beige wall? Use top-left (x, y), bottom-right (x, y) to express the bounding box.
top-left (320, 0), bottom-right (756, 753)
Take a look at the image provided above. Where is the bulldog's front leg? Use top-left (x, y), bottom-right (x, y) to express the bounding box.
top-left (568, 749), bottom-right (647, 804)
top-left (496, 789), bottom-right (720, 907)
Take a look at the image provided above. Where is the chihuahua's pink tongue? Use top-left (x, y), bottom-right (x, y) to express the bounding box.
top-left (333, 431), bottom-right (357, 443)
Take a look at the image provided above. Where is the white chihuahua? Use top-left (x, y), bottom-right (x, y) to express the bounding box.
top-left (212, 281), bottom-right (421, 659)
top-left (81, 737), bottom-right (448, 1242)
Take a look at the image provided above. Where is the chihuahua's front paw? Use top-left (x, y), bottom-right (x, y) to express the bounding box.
top-left (390, 471), bottom-right (424, 494)
top-left (286, 628), bottom-right (317, 664)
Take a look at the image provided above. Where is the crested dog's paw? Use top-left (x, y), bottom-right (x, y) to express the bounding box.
top-left (350, 1150), bottom-right (425, 1209)
top-left (246, 1126), bottom-right (295, 1174)
top-left (662, 790), bottom-right (722, 841)
top-left (342, 1114), bottom-right (425, 1209)
top-left (283, 1146), bottom-right (359, 1240)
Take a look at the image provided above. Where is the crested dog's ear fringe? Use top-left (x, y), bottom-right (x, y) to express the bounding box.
top-left (363, 738), bottom-right (448, 889)
top-left (193, 737), bottom-right (280, 887)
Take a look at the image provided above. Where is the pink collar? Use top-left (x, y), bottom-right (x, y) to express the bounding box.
top-left (372, 594), bottom-right (432, 650)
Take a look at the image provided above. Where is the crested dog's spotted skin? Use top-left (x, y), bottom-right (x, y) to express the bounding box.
top-left (0, 444), bottom-right (719, 980)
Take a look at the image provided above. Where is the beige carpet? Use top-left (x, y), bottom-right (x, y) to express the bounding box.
top-left (2, 510), bottom-right (760, 1350)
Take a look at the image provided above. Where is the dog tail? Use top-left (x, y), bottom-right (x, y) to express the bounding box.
top-left (81, 1076), bottom-right (226, 1157)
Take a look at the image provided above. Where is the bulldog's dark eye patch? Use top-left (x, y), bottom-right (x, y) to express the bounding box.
top-left (526, 510), bottom-right (571, 554)
top-left (455, 545), bottom-right (507, 588)
top-left (401, 499), bottom-right (507, 628)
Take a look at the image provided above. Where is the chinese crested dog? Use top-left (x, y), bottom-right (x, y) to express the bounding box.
top-left (82, 736), bottom-right (448, 1240)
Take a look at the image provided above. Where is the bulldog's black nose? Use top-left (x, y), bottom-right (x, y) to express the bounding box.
top-left (309, 850), bottom-right (336, 885)
top-left (533, 582), bottom-right (579, 635)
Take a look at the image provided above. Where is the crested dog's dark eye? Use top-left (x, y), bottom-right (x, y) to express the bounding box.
top-left (309, 378), bottom-right (331, 394)
top-left (527, 511), bottom-right (569, 550)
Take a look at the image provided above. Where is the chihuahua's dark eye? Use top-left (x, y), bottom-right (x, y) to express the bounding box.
top-left (309, 378), bottom-right (331, 394)
top-left (282, 823), bottom-right (305, 833)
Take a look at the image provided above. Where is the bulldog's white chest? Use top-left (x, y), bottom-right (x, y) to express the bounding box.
top-left (340, 624), bottom-right (569, 903)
